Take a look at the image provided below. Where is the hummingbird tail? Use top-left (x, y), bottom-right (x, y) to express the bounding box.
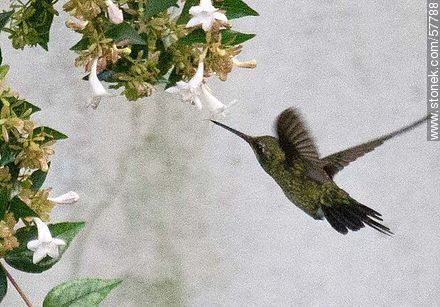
top-left (320, 201), bottom-right (393, 236)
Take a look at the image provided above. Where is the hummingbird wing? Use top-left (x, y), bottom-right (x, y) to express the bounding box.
top-left (321, 115), bottom-right (428, 178)
top-left (276, 108), bottom-right (322, 164)
top-left (276, 108), bottom-right (331, 182)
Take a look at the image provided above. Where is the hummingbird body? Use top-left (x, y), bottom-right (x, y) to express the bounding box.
top-left (251, 136), bottom-right (350, 219)
top-left (212, 108), bottom-right (427, 235)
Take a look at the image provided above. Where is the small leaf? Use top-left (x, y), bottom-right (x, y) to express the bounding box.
top-left (8, 97), bottom-right (41, 116)
top-left (5, 221), bottom-right (85, 273)
top-left (178, 28), bottom-right (206, 45)
top-left (0, 187), bottom-right (9, 220)
top-left (0, 65), bottom-right (9, 79)
top-left (145, 0), bottom-right (178, 19)
top-left (0, 266), bottom-right (7, 303)
top-left (30, 163), bottom-right (50, 191)
top-left (0, 152), bottom-right (15, 167)
top-left (70, 37), bottom-right (89, 51)
top-left (157, 41), bottom-right (173, 75)
top-left (105, 23), bottom-right (147, 45)
top-left (216, 0), bottom-right (259, 19)
top-left (9, 197), bottom-right (39, 220)
top-left (33, 126), bottom-right (68, 140)
top-left (220, 29), bottom-right (255, 45)
top-left (0, 144), bottom-right (16, 166)
top-left (0, 11), bottom-right (14, 31)
top-left (43, 278), bottom-right (122, 307)
top-left (28, 0), bottom-right (58, 50)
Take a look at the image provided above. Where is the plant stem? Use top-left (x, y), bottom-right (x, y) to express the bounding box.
top-left (0, 261), bottom-right (33, 307)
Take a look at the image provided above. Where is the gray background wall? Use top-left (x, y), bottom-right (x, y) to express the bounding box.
top-left (1, 0), bottom-right (439, 306)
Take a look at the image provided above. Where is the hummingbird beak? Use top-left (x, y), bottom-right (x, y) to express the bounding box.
top-left (211, 120), bottom-right (253, 143)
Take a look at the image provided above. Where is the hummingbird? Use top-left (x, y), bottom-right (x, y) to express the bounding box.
top-left (211, 108), bottom-right (427, 235)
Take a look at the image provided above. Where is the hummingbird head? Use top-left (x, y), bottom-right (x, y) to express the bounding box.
top-left (211, 120), bottom-right (285, 165)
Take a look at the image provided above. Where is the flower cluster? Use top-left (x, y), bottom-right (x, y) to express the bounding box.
top-left (0, 64), bottom-right (78, 262)
top-left (61, 0), bottom-right (258, 116)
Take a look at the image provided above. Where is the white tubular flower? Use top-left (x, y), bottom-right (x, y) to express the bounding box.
top-left (106, 0), bottom-right (124, 24)
top-left (201, 83), bottom-right (225, 114)
top-left (48, 191), bottom-right (80, 204)
top-left (27, 218), bottom-right (66, 264)
top-left (186, 0), bottom-right (228, 31)
top-left (166, 61), bottom-right (204, 109)
top-left (166, 61), bottom-right (236, 117)
top-left (89, 58), bottom-right (109, 109)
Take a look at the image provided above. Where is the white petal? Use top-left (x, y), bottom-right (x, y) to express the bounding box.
top-left (175, 81), bottom-right (190, 90)
top-left (51, 238), bottom-right (67, 246)
top-left (89, 58), bottom-right (108, 97)
top-left (32, 247), bottom-right (48, 264)
top-left (27, 240), bottom-right (40, 251)
top-left (201, 84), bottom-right (225, 113)
top-left (193, 96), bottom-right (203, 110)
top-left (188, 61), bottom-right (204, 89)
top-left (201, 18), bottom-right (214, 31)
top-left (181, 91), bottom-right (195, 102)
top-left (46, 243), bottom-right (60, 258)
top-left (34, 218), bottom-right (53, 243)
top-left (165, 86), bottom-right (180, 94)
top-left (186, 16), bottom-right (204, 28)
top-left (48, 191), bottom-right (80, 204)
top-left (213, 11), bottom-right (228, 22)
top-left (189, 5), bottom-right (203, 15)
top-left (199, 0), bottom-right (216, 12)
top-left (106, 0), bottom-right (124, 24)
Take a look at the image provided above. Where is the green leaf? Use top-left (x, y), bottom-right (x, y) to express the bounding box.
top-left (106, 23), bottom-right (147, 45)
top-left (30, 164), bottom-right (50, 191)
top-left (0, 144), bottom-right (16, 166)
top-left (43, 278), bottom-right (122, 307)
top-left (33, 126), bottom-right (68, 140)
top-left (8, 97), bottom-right (41, 116)
top-left (70, 37), bottom-right (89, 51)
top-left (5, 221), bottom-right (85, 273)
top-left (156, 40), bottom-right (173, 75)
top-left (0, 266), bottom-right (7, 303)
top-left (0, 152), bottom-right (15, 167)
top-left (216, 0), bottom-right (259, 19)
top-left (29, 0), bottom-right (58, 50)
top-left (0, 187), bottom-right (9, 220)
top-left (0, 65), bottom-right (9, 79)
top-left (220, 29), bottom-right (255, 45)
top-left (178, 28), bottom-right (206, 45)
top-left (9, 197), bottom-right (39, 220)
top-left (145, 0), bottom-right (178, 19)
top-left (176, 0), bottom-right (197, 24)
top-left (0, 11), bottom-right (14, 31)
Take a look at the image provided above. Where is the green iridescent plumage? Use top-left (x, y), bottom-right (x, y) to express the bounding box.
top-left (212, 108), bottom-right (427, 235)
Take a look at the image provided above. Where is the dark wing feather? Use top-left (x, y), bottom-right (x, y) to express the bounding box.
top-left (321, 201), bottom-right (393, 235)
top-left (322, 115), bottom-right (428, 178)
top-left (276, 108), bottom-right (321, 164)
top-left (276, 108), bottom-right (331, 183)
